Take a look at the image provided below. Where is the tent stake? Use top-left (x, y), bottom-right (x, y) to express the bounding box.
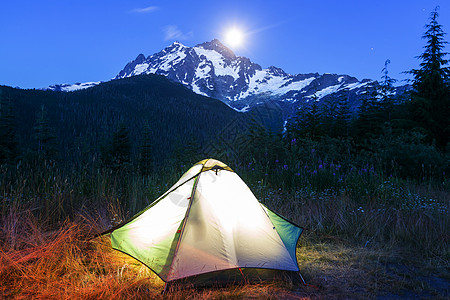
top-left (298, 271), bottom-right (318, 289)
top-left (162, 281), bottom-right (168, 295)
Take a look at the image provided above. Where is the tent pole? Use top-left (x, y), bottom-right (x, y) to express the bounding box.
top-left (165, 173), bottom-right (201, 282)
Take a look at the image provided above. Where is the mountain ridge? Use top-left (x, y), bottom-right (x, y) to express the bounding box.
top-left (48, 39), bottom-right (409, 116)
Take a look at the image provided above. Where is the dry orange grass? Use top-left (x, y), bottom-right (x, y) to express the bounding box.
top-left (0, 208), bottom-right (308, 299)
top-left (0, 208), bottom-right (162, 299)
top-left (1, 206), bottom-right (447, 299)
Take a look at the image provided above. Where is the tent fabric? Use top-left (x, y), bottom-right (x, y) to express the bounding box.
top-left (109, 158), bottom-right (303, 283)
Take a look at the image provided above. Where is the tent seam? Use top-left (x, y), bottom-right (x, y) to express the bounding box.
top-left (166, 171), bottom-right (202, 282)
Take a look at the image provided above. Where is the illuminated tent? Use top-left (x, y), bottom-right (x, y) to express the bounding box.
top-left (105, 159), bottom-right (303, 287)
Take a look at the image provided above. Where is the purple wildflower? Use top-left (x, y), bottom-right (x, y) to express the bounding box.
top-left (283, 165), bottom-right (288, 170)
top-left (319, 164), bottom-right (323, 169)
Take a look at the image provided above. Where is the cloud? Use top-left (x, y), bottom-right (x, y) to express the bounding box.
top-left (163, 25), bottom-right (193, 41)
top-left (129, 6), bottom-right (159, 13)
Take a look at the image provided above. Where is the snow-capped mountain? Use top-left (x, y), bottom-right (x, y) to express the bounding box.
top-left (48, 81), bottom-right (101, 92)
top-left (114, 39), bottom-right (380, 111)
top-left (48, 39), bottom-right (409, 119)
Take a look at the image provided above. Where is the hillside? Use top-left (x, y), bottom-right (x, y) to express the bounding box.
top-left (1, 74), bottom-right (242, 165)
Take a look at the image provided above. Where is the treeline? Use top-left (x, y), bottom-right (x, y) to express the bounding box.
top-left (0, 74), bottom-right (242, 172)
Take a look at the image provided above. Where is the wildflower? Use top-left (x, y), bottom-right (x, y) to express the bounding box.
top-left (333, 173), bottom-right (336, 176)
top-left (275, 159), bottom-right (279, 163)
top-left (283, 165), bottom-right (288, 170)
top-left (295, 172), bottom-right (300, 176)
top-left (311, 149), bottom-right (315, 153)
top-left (319, 164), bottom-right (323, 169)
top-left (313, 170), bottom-right (317, 174)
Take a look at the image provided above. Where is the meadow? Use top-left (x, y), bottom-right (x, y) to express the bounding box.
top-left (1, 150), bottom-right (448, 299)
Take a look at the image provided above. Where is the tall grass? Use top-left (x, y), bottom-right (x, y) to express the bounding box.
top-left (0, 154), bottom-right (448, 298)
top-left (241, 153), bottom-right (449, 258)
top-left (1, 154), bottom-right (448, 257)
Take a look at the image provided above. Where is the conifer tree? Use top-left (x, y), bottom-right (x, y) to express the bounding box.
top-left (289, 95), bottom-right (323, 140)
top-left (380, 59), bottom-right (397, 123)
top-left (109, 122), bottom-right (132, 172)
top-left (408, 7), bottom-right (450, 149)
top-left (320, 97), bottom-right (338, 137)
top-left (139, 123), bottom-right (152, 176)
top-left (34, 104), bottom-right (57, 160)
top-left (355, 88), bottom-right (383, 141)
top-left (0, 91), bottom-right (19, 165)
top-left (335, 89), bottom-right (352, 137)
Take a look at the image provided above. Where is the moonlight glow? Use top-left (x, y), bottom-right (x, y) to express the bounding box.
top-left (225, 28), bottom-right (244, 48)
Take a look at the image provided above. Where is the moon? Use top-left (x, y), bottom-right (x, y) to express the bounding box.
top-left (225, 28), bottom-right (244, 48)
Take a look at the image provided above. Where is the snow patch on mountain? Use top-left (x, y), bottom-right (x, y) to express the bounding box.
top-left (194, 47), bottom-right (240, 80)
top-left (238, 70), bottom-right (316, 99)
top-left (311, 84), bottom-right (342, 99)
top-left (47, 81), bottom-right (100, 92)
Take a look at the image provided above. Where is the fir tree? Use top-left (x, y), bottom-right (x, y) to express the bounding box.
top-left (380, 59), bottom-right (396, 98)
top-left (0, 91), bottom-right (19, 165)
top-left (320, 97), bottom-right (338, 137)
top-left (34, 104), bottom-right (57, 160)
top-left (289, 95), bottom-right (323, 140)
top-left (380, 59), bottom-right (397, 123)
top-left (355, 88), bottom-right (383, 141)
top-left (335, 89), bottom-right (352, 137)
top-left (108, 122), bottom-right (132, 172)
top-left (408, 7), bottom-right (450, 149)
top-left (139, 123), bottom-right (152, 176)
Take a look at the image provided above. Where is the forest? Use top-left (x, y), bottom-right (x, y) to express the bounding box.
top-left (0, 8), bottom-right (448, 299)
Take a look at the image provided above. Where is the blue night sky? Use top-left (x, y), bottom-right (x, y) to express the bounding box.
top-left (1, 0), bottom-right (449, 89)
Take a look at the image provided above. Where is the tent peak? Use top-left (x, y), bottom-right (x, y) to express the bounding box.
top-left (195, 158), bottom-right (234, 173)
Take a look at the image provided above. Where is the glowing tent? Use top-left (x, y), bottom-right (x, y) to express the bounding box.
top-left (105, 159), bottom-right (303, 287)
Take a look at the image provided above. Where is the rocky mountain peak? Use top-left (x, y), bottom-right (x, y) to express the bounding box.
top-left (196, 39), bottom-right (236, 60)
top-left (267, 66), bottom-right (287, 77)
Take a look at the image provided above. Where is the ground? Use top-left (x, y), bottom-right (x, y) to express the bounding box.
top-left (0, 214), bottom-right (448, 299)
